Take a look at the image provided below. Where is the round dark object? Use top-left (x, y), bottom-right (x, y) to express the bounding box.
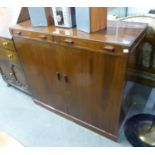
top-left (124, 114), bottom-right (155, 147)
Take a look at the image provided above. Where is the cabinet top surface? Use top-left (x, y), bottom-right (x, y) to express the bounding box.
top-left (10, 20), bottom-right (147, 47)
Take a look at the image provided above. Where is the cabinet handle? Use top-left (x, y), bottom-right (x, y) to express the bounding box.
top-left (56, 72), bottom-right (61, 80)
top-left (8, 54), bottom-right (13, 59)
top-left (2, 41), bottom-right (9, 47)
top-left (103, 45), bottom-right (115, 52)
top-left (64, 38), bottom-right (74, 45)
top-left (64, 74), bottom-right (68, 83)
top-left (39, 35), bottom-right (47, 40)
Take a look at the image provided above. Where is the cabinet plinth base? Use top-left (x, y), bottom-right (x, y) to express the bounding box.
top-left (33, 98), bottom-right (118, 141)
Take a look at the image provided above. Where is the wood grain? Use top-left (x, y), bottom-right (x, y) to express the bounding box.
top-left (10, 20), bottom-right (147, 48)
top-left (90, 7), bottom-right (107, 33)
top-left (11, 20), bottom-right (147, 140)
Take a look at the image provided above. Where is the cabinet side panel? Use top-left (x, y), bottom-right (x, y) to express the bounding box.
top-left (90, 7), bottom-right (107, 32)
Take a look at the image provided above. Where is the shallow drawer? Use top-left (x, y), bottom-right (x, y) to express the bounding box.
top-left (0, 38), bottom-right (15, 51)
top-left (0, 48), bottom-right (19, 64)
top-left (11, 30), bottom-right (127, 55)
top-left (12, 30), bottom-right (53, 42)
top-left (52, 35), bottom-right (124, 55)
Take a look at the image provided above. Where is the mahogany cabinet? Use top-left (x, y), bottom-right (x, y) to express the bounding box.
top-left (10, 20), bottom-right (147, 140)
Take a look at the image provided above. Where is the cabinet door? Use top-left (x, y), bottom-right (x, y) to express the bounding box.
top-left (13, 37), bottom-right (68, 112)
top-left (60, 45), bottom-right (128, 134)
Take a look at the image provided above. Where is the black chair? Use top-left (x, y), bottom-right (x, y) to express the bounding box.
top-left (122, 13), bottom-right (155, 147)
top-left (124, 113), bottom-right (155, 147)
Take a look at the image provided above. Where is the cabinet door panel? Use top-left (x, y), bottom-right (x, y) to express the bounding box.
top-left (60, 45), bottom-right (128, 134)
top-left (13, 37), bottom-right (67, 112)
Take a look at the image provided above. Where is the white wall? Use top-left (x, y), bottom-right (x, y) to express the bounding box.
top-left (127, 7), bottom-right (155, 16)
top-left (108, 7), bottom-right (127, 18)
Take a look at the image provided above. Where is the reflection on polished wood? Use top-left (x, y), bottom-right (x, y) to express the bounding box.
top-left (10, 20), bottom-right (147, 47)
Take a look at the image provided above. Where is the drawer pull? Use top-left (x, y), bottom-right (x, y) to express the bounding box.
top-left (64, 74), bottom-right (68, 83)
top-left (64, 38), bottom-right (74, 44)
top-left (56, 72), bottom-right (61, 80)
top-left (103, 45), bottom-right (115, 52)
top-left (2, 42), bottom-right (9, 47)
top-left (39, 35), bottom-right (47, 40)
top-left (8, 54), bottom-right (13, 59)
top-left (15, 31), bottom-right (22, 35)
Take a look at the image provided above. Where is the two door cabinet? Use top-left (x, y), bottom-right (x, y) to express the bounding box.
top-left (10, 20), bottom-right (147, 140)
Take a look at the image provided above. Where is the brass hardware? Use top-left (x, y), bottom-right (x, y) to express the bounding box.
top-left (64, 74), bottom-right (68, 83)
top-left (39, 35), bottom-right (47, 40)
top-left (8, 54), bottom-right (13, 59)
top-left (56, 72), bottom-right (61, 80)
top-left (64, 38), bottom-right (74, 44)
top-left (103, 45), bottom-right (115, 52)
top-left (2, 41), bottom-right (9, 47)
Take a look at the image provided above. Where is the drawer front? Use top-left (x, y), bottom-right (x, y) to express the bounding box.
top-left (0, 48), bottom-right (19, 64)
top-left (52, 35), bottom-right (125, 55)
top-left (11, 30), bottom-right (127, 55)
top-left (0, 38), bottom-right (15, 51)
top-left (12, 29), bottom-right (53, 42)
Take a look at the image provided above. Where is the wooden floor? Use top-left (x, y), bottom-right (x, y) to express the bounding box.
top-left (0, 131), bottom-right (23, 147)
